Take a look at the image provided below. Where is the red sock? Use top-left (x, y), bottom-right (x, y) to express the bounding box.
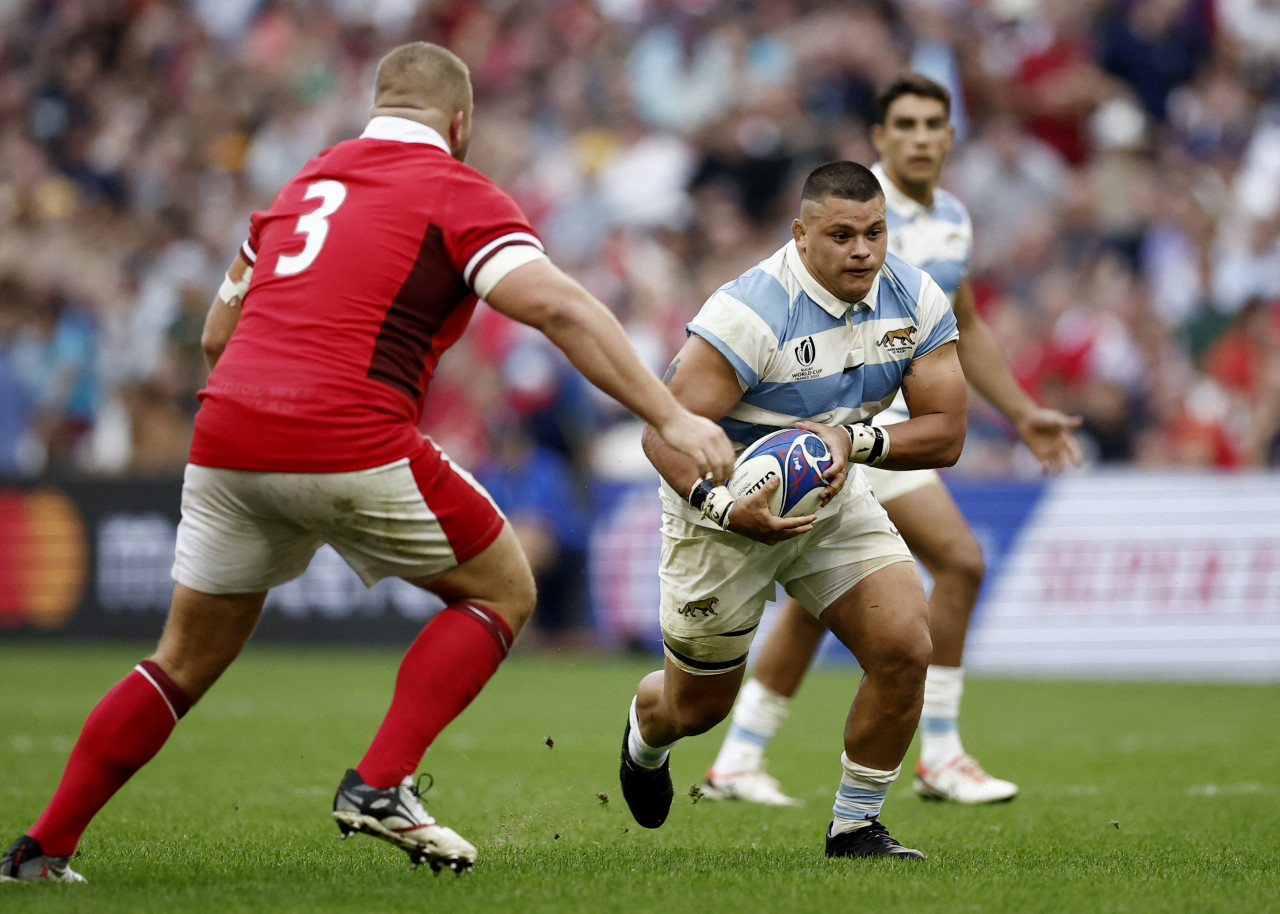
top-left (357, 603), bottom-right (513, 788)
top-left (28, 660), bottom-right (191, 856)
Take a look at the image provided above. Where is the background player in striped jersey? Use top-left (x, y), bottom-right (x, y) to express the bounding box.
top-left (1, 42), bottom-right (734, 884)
top-left (618, 161), bottom-right (969, 860)
top-left (704, 74), bottom-right (1082, 808)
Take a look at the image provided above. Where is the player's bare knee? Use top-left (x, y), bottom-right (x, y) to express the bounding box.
top-left (486, 567), bottom-right (537, 634)
top-left (509, 570), bottom-right (537, 629)
top-left (867, 630), bottom-right (931, 687)
top-left (670, 698), bottom-right (730, 738)
top-left (953, 541), bottom-right (986, 590)
top-left (663, 679), bottom-right (735, 736)
top-left (930, 535), bottom-right (984, 596)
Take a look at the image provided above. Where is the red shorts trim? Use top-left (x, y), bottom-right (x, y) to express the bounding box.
top-left (409, 443), bottom-right (504, 565)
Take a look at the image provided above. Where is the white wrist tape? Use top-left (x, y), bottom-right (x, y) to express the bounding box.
top-left (845, 423), bottom-right (890, 466)
top-left (217, 265), bottom-right (253, 307)
top-left (689, 478), bottom-right (735, 529)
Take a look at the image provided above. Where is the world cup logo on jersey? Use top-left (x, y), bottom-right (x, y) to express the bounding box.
top-left (791, 336), bottom-right (820, 379)
top-left (795, 336), bottom-right (816, 366)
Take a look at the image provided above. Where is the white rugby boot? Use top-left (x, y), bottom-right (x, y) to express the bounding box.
top-left (332, 768), bottom-right (477, 874)
top-left (702, 766), bottom-right (801, 806)
top-left (913, 754), bottom-right (1018, 804)
top-left (0, 835), bottom-right (87, 884)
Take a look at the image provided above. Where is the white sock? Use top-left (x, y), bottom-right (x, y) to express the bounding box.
top-left (919, 665), bottom-right (965, 770)
top-left (830, 753), bottom-right (901, 835)
top-left (709, 678), bottom-right (792, 776)
top-left (627, 697), bottom-right (675, 770)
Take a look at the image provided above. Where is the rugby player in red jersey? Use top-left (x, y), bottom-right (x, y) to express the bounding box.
top-left (1, 42), bottom-right (734, 883)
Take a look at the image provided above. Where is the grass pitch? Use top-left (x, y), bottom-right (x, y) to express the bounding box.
top-left (1, 642), bottom-right (1277, 913)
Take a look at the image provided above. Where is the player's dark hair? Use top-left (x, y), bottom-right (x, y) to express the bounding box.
top-left (800, 161), bottom-right (883, 206)
top-left (874, 73), bottom-right (951, 125)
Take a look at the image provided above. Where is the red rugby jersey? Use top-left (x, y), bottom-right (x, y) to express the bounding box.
top-left (190, 117), bottom-right (543, 472)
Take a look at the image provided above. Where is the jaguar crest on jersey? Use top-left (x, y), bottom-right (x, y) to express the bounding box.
top-left (877, 325), bottom-right (917, 350)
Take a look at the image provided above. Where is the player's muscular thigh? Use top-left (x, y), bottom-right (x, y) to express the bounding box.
top-left (410, 524), bottom-right (537, 633)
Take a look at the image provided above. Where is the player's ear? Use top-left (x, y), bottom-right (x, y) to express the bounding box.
top-left (448, 109), bottom-right (470, 161)
top-left (791, 217), bottom-right (805, 245)
top-left (871, 123), bottom-right (884, 156)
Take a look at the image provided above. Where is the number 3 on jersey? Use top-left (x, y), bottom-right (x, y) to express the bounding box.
top-left (275, 180), bottom-right (347, 276)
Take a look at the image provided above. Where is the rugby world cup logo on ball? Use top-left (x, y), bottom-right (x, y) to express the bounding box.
top-left (727, 429), bottom-right (834, 517)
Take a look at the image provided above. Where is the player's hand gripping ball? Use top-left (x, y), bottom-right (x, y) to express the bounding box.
top-left (727, 428), bottom-right (834, 518)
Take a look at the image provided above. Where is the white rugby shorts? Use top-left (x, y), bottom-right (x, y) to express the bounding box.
top-left (860, 465), bottom-right (941, 504)
top-left (658, 481), bottom-right (913, 676)
top-left (172, 444), bottom-right (505, 594)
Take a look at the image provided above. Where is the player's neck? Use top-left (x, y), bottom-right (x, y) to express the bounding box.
top-left (370, 106), bottom-right (451, 138)
top-left (884, 168), bottom-right (935, 208)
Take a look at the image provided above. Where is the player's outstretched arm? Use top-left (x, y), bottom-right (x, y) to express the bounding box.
top-left (952, 279), bottom-right (1082, 473)
top-left (876, 340), bottom-right (968, 470)
top-left (640, 335), bottom-right (815, 545)
top-left (484, 258), bottom-right (735, 482)
top-left (201, 253), bottom-right (252, 372)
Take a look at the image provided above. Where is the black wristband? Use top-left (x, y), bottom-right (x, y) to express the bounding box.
top-left (689, 478), bottom-right (714, 511)
top-left (869, 427), bottom-right (886, 464)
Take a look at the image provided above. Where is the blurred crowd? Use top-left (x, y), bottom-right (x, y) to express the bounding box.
top-left (5, 0), bottom-right (1280, 488)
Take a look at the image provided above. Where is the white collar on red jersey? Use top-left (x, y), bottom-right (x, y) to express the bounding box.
top-left (360, 116), bottom-right (452, 155)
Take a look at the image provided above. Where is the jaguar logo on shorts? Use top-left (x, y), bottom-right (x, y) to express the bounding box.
top-left (678, 597), bottom-right (720, 617)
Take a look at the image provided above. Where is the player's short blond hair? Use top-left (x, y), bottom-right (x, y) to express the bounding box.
top-left (373, 42), bottom-right (471, 116)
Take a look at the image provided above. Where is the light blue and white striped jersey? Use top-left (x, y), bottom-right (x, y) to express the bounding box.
top-left (871, 161), bottom-right (973, 425)
top-left (659, 238), bottom-right (958, 525)
top-left (872, 162), bottom-right (972, 302)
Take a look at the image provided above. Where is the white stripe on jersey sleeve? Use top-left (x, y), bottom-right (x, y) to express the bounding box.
top-left (913, 275), bottom-right (959, 354)
top-left (691, 292), bottom-right (779, 388)
top-left (241, 240), bottom-right (257, 263)
top-left (472, 244), bottom-right (547, 299)
top-left (463, 232), bottom-right (544, 287)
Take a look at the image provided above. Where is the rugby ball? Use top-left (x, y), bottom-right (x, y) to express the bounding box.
top-left (727, 429), bottom-right (833, 518)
